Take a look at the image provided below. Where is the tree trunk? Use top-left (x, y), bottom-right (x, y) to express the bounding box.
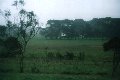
top-left (19, 42), bottom-right (27, 73)
top-left (20, 53), bottom-right (24, 73)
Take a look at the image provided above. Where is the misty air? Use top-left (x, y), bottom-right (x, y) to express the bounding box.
top-left (0, 0), bottom-right (120, 80)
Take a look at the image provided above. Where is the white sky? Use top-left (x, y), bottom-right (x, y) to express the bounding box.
top-left (0, 0), bottom-right (120, 26)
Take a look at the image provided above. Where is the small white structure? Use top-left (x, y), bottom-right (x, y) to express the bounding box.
top-left (61, 33), bottom-right (66, 37)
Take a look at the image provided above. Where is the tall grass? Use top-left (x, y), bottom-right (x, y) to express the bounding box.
top-left (0, 38), bottom-right (117, 80)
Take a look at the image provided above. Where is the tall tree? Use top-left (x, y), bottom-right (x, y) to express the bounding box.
top-left (13, 0), bottom-right (39, 73)
top-left (0, 0), bottom-right (39, 73)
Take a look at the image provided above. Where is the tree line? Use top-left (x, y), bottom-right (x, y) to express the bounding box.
top-left (40, 17), bottom-right (120, 39)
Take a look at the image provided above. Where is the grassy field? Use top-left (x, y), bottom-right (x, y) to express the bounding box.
top-left (0, 38), bottom-right (120, 80)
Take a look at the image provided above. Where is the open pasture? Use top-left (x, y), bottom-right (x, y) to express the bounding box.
top-left (0, 38), bottom-right (119, 80)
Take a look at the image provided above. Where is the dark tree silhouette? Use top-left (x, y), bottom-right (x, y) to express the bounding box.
top-left (0, 38), bottom-right (6, 57)
top-left (0, 25), bottom-right (7, 38)
top-left (5, 37), bottom-right (22, 56)
top-left (0, 37), bottom-right (22, 57)
top-left (40, 18), bottom-right (120, 39)
top-left (103, 37), bottom-right (120, 76)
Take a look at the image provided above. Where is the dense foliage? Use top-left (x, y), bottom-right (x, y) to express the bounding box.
top-left (40, 17), bottom-right (120, 39)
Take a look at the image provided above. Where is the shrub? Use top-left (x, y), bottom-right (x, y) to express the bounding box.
top-left (31, 66), bottom-right (39, 73)
top-left (64, 51), bottom-right (75, 60)
top-left (78, 52), bottom-right (85, 61)
top-left (46, 52), bottom-right (55, 60)
top-left (55, 52), bottom-right (63, 60)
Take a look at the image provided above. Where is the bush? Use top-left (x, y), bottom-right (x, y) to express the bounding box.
top-left (0, 38), bottom-right (8, 57)
top-left (55, 52), bottom-right (63, 60)
top-left (78, 52), bottom-right (85, 61)
top-left (64, 51), bottom-right (75, 60)
top-left (46, 52), bottom-right (55, 60)
top-left (0, 37), bottom-right (22, 58)
top-left (31, 66), bottom-right (39, 73)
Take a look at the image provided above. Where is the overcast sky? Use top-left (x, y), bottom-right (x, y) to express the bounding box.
top-left (0, 0), bottom-right (120, 26)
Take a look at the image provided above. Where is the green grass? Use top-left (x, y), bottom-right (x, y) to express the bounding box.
top-left (0, 38), bottom-right (119, 80)
top-left (0, 73), bottom-right (114, 80)
top-left (26, 38), bottom-right (106, 56)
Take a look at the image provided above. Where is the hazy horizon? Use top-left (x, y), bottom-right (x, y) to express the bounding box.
top-left (0, 0), bottom-right (120, 27)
